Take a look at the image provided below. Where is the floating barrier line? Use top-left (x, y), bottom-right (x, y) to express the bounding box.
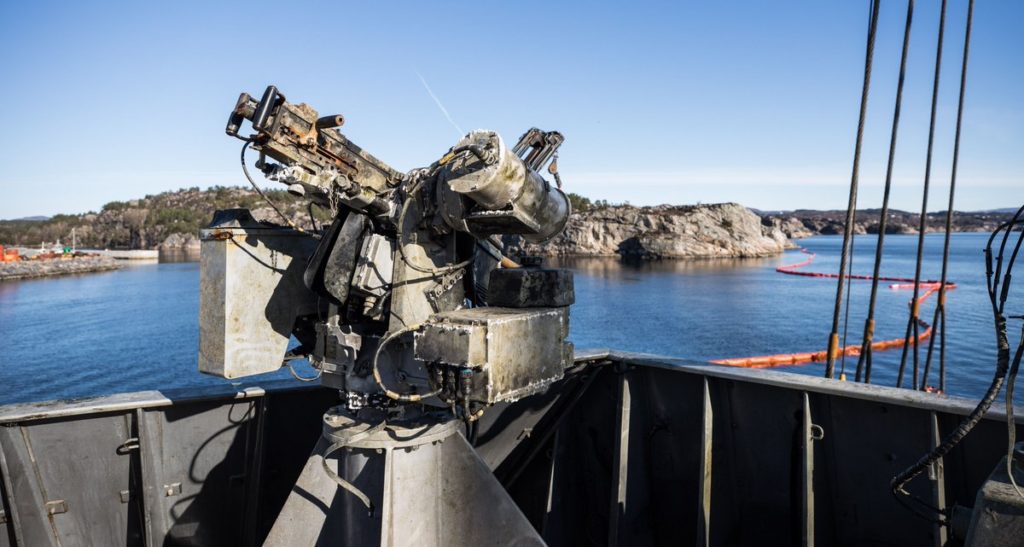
top-left (711, 248), bottom-right (956, 369)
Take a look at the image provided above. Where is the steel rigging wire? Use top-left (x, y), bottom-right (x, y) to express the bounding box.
top-left (897, 0), bottom-right (946, 388)
top-left (919, 0), bottom-right (975, 394)
top-left (854, 0), bottom-right (915, 384)
top-left (888, 0), bottom-right (1024, 521)
top-left (837, 0), bottom-right (880, 382)
top-left (825, 0), bottom-right (881, 380)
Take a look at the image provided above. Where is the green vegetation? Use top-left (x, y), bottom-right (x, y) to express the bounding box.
top-left (567, 192), bottom-right (611, 212)
top-left (0, 186), bottom-right (310, 250)
top-left (2, 188), bottom-right (620, 249)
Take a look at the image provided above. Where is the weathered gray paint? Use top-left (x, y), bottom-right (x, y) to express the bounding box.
top-left (0, 350), bottom-right (1021, 546)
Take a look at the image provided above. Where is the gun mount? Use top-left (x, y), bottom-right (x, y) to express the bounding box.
top-left (200, 85), bottom-right (574, 544)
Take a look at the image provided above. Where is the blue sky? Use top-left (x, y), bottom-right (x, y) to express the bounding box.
top-left (1, 0), bottom-right (1020, 218)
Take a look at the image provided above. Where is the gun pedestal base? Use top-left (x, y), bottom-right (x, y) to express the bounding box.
top-left (264, 408), bottom-right (543, 546)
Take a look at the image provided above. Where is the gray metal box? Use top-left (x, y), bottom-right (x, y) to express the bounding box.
top-left (199, 212), bottom-right (318, 379)
top-left (413, 307), bottom-right (572, 403)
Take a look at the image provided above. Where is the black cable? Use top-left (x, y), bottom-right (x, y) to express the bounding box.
top-left (240, 142), bottom-right (321, 240)
top-left (1005, 322), bottom-right (1024, 498)
top-left (395, 178), bottom-right (474, 276)
top-left (898, 0), bottom-right (946, 389)
top-left (999, 231), bottom-right (1024, 327)
top-left (307, 202), bottom-right (320, 232)
top-left (371, 325), bottom-right (443, 403)
top-left (826, 0), bottom-right (881, 379)
top-left (856, 0), bottom-right (914, 384)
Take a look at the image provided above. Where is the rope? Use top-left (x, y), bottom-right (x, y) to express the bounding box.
top-left (826, 0), bottom-right (881, 380)
top-left (856, 0), bottom-right (915, 384)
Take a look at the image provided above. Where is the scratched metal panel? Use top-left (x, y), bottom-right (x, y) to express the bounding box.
top-left (141, 400), bottom-right (258, 546)
top-left (815, 394), bottom-right (935, 545)
top-left (609, 368), bottom-right (706, 545)
top-left (541, 367), bottom-right (619, 545)
top-left (250, 387), bottom-right (337, 544)
top-left (0, 456), bottom-right (14, 547)
top-left (0, 413), bottom-right (133, 547)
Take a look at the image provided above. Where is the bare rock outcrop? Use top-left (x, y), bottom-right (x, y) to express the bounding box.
top-left (504, 203), bottom-right (791, 259)
top-left (763, 216), bottom-right (815, 239)
top-left (158, 232), bottom-right (200, 251)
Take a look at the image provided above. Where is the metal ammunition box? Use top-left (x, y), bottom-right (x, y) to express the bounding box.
top-left (413, 307), bottom-right (573, 403)
top-left (198, 210), bottom-right (318, 379)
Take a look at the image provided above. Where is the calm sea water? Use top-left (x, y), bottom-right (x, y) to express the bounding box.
top-left (0, 234), bottom-right (1019, 405)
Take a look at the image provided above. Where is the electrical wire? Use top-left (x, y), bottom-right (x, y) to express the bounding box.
top-left (240, 142), bottom-right (321, 240)
top-left (288, 362), bottom-right (322, 382)
top-left (855, 0), bottom-right (914, 384)
top-left (892, 213), bottom-right (1022, 517)
top-left (988, 209), bottom-right (1024, 499)
top-left (371, 324), bottom-right (442, 403)
top-left (395, 178), bottom-right (474, 276)
top-left (1004, 323), bottom-right (1024, 499)
top-left (826, 0), bottom-right (881, 380)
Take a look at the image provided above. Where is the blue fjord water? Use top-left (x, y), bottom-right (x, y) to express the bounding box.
top-left (0, 233), bottom-right (1019, 406)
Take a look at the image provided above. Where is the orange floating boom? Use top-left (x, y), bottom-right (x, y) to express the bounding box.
top-left (712, 248), bottom-right (955, 369)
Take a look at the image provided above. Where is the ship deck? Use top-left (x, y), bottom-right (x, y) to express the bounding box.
top-left (0, 349), bottom-right (1021, 546)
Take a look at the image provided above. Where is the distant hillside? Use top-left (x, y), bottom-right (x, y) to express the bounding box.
top-left (0, 186), bottom-right (326, 250)
top-left (762, 208), bottom-right (1013, 238)
top-left (9, 215), bottom-right (50, 222)
top-left (1, 186), bottom-right (1013, 252)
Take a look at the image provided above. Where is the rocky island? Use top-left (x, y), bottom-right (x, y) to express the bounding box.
top-left (504, 202), bottom-right (791, 259)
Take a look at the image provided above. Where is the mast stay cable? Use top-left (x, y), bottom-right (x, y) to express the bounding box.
top-left (891, 0), bottom-right (990, 522)
top-left (825, 0), bottom-right (881, 379)
top-left (855, 0), bottom-right (915, 384)
top-left (897, 0), bottom-right (946, 388)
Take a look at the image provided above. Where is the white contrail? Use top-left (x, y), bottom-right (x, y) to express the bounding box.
top-left (415, 71), bottom-right (464, 138)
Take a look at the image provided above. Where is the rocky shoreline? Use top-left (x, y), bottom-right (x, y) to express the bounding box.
top-left (0, 257), bottom-right (123, 281)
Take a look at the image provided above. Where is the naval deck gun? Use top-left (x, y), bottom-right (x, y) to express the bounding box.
top-left (199, 85), bottom-right (575, 544)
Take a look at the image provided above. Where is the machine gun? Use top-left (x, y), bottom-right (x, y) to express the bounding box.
top-left (199, 85), bottom-right (575, 544)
